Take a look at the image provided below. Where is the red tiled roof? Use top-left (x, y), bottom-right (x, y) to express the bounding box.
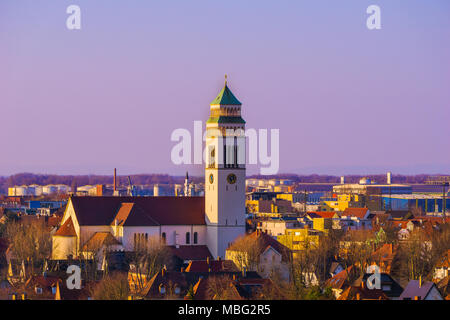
top-left (307, 211), bottom-right (338, 219)
top-left (343, 208), bottom-right (369, 219)
top-left (70, 196), bottom-right (205, 226)
top-left (54, 217), bottom-right (76, 237)
top-left (324, 266), bottom-right (357, 290)
top-left (25, 275), bottom-right (61, 290)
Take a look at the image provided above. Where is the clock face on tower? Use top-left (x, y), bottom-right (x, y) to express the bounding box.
top-left (209, 173), bottom-right (214, 184)
top-left (227, 173), bottom-right (237, 184)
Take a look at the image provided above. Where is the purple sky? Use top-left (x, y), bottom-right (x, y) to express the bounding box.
top-left (1, 0), bottom-right (449, 177)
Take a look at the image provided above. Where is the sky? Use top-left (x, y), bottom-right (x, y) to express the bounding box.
top-left (0, 0), bottom-right (449, 177)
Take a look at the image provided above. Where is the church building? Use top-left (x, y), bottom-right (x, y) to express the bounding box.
top-left (52, 78), bottom-right (246, 261)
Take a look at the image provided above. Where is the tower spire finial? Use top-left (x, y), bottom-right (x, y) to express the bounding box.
top-left (224, 74), bottom-right (227, 86)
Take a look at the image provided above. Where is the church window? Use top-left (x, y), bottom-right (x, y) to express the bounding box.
top-left (186, 232), bottom-right (190, 244)
top-left (194, 232), bottom-right (198, 244)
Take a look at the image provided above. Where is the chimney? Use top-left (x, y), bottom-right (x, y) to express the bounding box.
top-left (114, 168), bottom-right (117, 192)
top-left (387, 172), bottom-right (392, 185)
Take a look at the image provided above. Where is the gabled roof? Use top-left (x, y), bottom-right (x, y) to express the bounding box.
top-left (388, 210), bottom-right (412, 219)
top-left (81, 232), bottom-right (121, 251)
top-left (70, 196), bottom-right (205, 226)
top-left (353, 273), bottom-right (403, 298)
top-left (399, 280), bottom-right (441, 300)
top-left (54, 217), bottom-right (76, 237)
top-left (188, 277), bottom-right (243, 300)
top-left (342, 208), bottom-right (370, 219)
top-left (25, 275), bottom-right (61, 289)
top-left (142, 269), bottom-right (189, 299)
top-left (324, 266), bottom-right (358, 290)
top-left (210, 83), bottom-right (242, 105)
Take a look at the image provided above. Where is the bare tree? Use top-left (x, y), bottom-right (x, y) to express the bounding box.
top-left (91, 272), bottom-right (130, 300)
top-left (6, 219), bottom-right (52, 275)
top-left (127, 236), bottom-right (174, 295)
top-left (228, 234), bottom-right (264, 272)
top-left (207, 275), bottom-right (240, 300)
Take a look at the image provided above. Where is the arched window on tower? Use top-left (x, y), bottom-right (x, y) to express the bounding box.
top-left (193, 232), bottom-right (198, 244)
top-left (186, 232), bottom-right (190, 244)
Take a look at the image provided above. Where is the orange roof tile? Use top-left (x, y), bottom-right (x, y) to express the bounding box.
top-left (54, 217), bottom-right (76, 237)
top-left (81, 232), bottom-right (121, 251)
top-left (343, 208), bottom-right (369, 219)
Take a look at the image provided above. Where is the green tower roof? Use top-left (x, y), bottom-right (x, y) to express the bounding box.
top-left (210, 83), bottom-right (242, 105)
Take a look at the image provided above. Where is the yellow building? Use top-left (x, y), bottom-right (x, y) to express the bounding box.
top-left (277, 227), bottom-right (323, 253)
top-left (312, 218), bottom-right (332, 233)
top-left (276, 193), bottom-right (304, 203)
top-left (323, 194), bottom-right (361, 212)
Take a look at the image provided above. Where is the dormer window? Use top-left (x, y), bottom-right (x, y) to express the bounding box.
top-left (35, 287), bottom-right (43, 294)
top-left (174, 286), bottom-right (181, 295)
top-left (159, 284), bottom-right (166, 294)
top-left (52, 286), bottom-right (57, 295)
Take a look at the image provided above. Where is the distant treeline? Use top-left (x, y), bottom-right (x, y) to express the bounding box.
top-left (0, 173), bottom-right (440, 194)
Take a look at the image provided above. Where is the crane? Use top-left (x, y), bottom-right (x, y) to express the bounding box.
top-left (127, 176), bottom-right (136, 197)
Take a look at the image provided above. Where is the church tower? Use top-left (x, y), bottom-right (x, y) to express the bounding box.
top-left (205, 76), bottom-right (246, 258)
